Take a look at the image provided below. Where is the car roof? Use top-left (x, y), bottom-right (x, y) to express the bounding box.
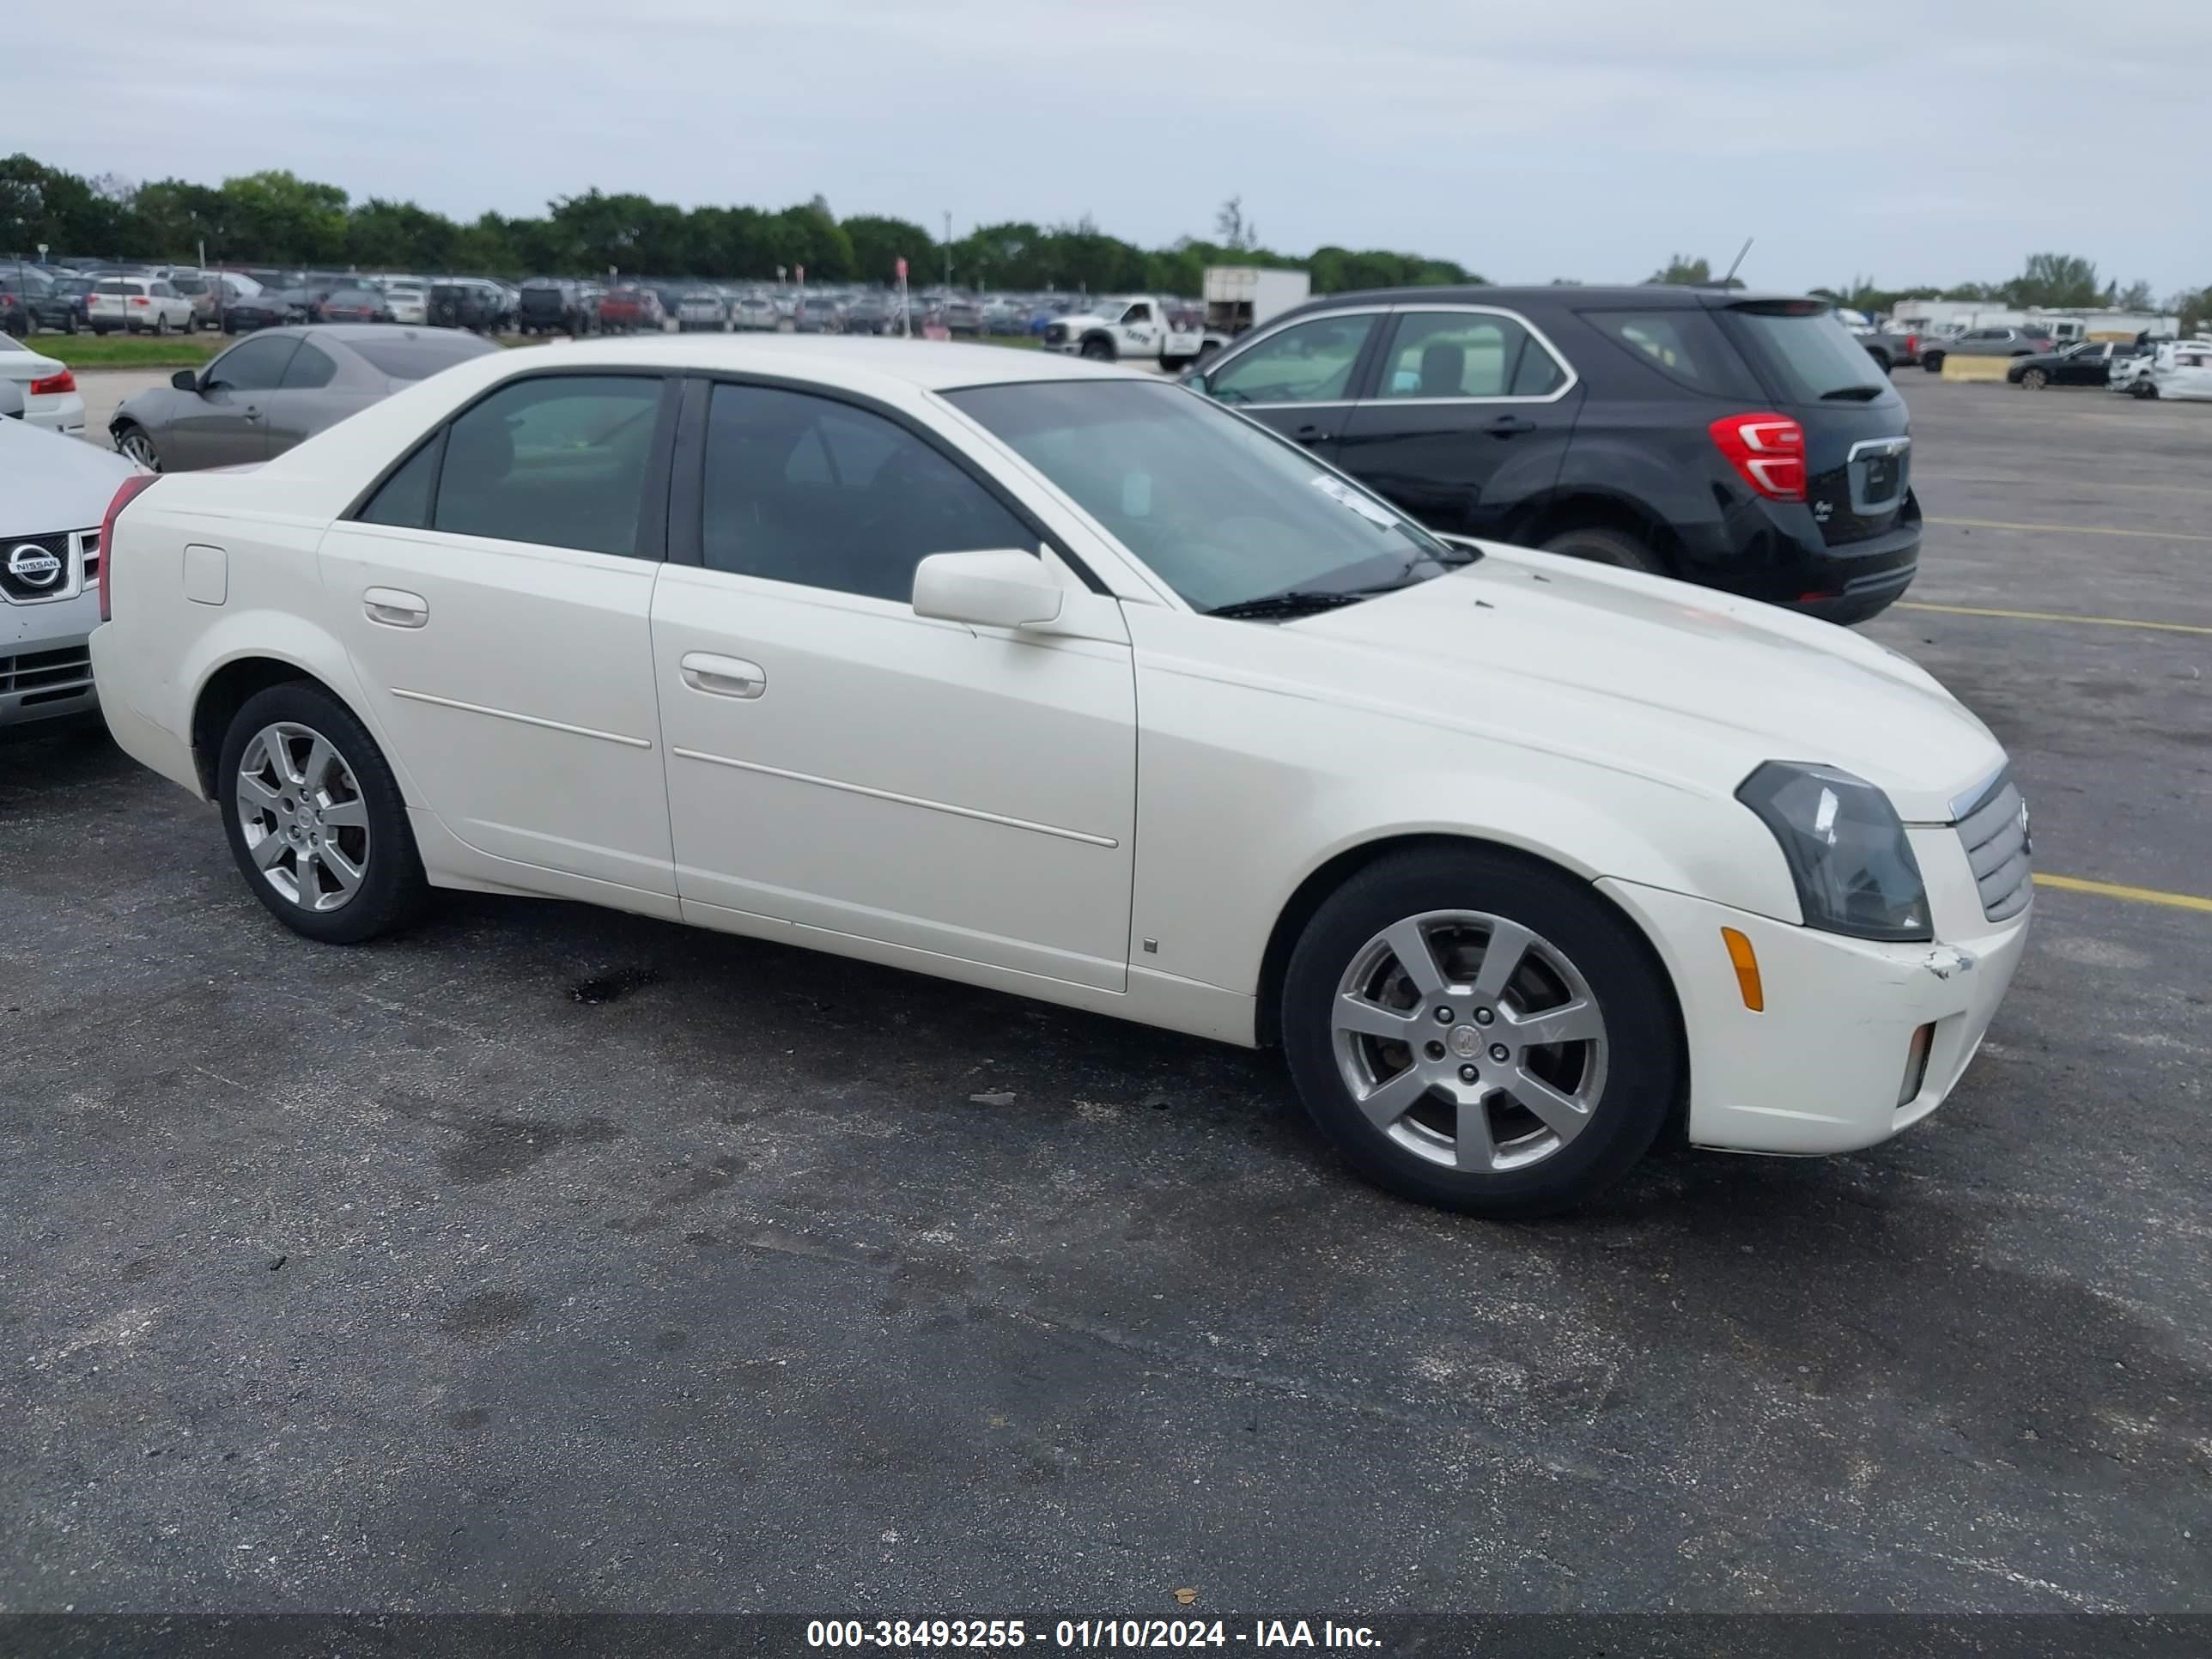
top-left (493, 334), bottom-right (1151, 392)
top-left (1285, 283), bottom-right (1813, 312)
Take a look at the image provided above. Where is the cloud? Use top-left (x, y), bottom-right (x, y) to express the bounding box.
top-left (23, 0), bottom-right (2210, 292)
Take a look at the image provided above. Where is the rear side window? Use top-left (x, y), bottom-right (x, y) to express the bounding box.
top-left (432, 374), bottom-right (665, 557)
top-left (357, 431), bottom-right (446, 528)
top-left (1577, 308), bottom-right (1758, 398)
top-left (350, 335), bottom-right (495, 380)
top-left (279, 343), bottom-right (337, 389)
top-left (1377, 311), bottom-right (1568, 399)
top-left (1719, 303), bottom-right (1892, 403)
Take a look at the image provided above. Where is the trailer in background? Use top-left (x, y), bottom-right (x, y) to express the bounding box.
top-left (1202, 266), bottom-right (1311, 348)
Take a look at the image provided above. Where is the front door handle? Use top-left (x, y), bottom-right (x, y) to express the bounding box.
top-left (243, 406), bottom-right (262, 423)
top-left (1486, 416), bottom-right (1537, 437)
top-left (363, 586), bottom-right (428, 628)
top-left (681, 652), bottom-right (766, 699)
top-left (1292, 422), bottom-right (1332, 445)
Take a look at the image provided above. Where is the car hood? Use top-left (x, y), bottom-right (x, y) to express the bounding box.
top-left (1282, 545), bottom-right (2002, 823)
top-left (2, 415), bottom-right (140, 527)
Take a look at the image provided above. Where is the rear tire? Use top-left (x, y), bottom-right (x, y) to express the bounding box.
top-left (217, 682), bottom-right (428, 946)
top-left (1540, 526), bottom-right (1665, 574)
top-left (1280, 845), bottom-right (1681, 1218)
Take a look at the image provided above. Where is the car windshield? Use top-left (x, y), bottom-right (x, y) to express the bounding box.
top-left (1719, 301), bottom-right (1892, 403)
top-left (944, 379), bottom-right (1467, 614)
top-left (349, 334), bottom-right (497, 379)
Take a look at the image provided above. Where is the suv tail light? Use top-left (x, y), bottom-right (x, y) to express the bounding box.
top-left (97, 473), bottom-right (161, 623)
top-left (29, 369), bottom-right (76, 396)
top-left (1709, 412), bottom-right (1807, 503)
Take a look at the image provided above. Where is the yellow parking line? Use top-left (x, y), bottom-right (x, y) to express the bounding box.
top-left (1927, 515), bottom-right (2212, 544)
top-left (2035, 874), bottom-right (2212, 915)
top-left (1916, 477), bottom-right (2212, 500)
top-left (1896, 601), bottom-right (2212, 635)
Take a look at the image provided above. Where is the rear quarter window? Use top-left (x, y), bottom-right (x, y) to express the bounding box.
top-left (1716, 303), bottom-right (1893, 404)
top-left (1575, 307), bottom-right (1760, 400)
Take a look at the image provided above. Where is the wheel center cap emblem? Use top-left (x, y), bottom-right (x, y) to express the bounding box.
top-left (1448, 1024), bottom-right (1483, 1060)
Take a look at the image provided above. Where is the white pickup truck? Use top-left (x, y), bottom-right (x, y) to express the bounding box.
top-left (1039, 295), bottom-right (1212, 371)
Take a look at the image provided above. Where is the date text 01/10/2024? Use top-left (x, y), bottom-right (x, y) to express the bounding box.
top-left (804, 1619), bottom-right (1381, 1649)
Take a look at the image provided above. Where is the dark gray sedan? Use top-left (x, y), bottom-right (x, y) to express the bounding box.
top-left (108, 325), bottom-right (496, 472)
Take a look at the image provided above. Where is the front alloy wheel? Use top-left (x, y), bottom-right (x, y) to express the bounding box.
top-left (2021, 367), bottom-right (2048, 390)
top-left (1331, 910), bottom-right (1607, 1176)
top-left (1281, 846), bottom-right (1680, 1217)
top-left (115, 425), bottom-right (161, 471)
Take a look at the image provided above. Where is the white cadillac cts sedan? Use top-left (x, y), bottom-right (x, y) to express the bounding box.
top-left (89, 337), bottom-right (2032, 1216)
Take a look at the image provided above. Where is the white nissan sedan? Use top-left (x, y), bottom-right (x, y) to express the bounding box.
top-left (88, 337), bottom-right (2032, 1216)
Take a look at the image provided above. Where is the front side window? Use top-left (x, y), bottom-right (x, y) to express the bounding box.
top-left (1123, 303), bottom-right (1153, 324)
top-left (1205, 313), bottom-right (1379, 406)
top-left (1377, 311), bottom-right (1567, 399)
top-left (433, 374), bottom-right (664, 557)
top-left (946, 380), bottom-right (1463, 616)
top-left (206, 336), bottom-right (300, 392)
top-left (700, 384), bottom-right (1034, 603)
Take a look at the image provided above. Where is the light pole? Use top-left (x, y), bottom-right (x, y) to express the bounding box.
top-left (942, 211), bottom-right (951, 292)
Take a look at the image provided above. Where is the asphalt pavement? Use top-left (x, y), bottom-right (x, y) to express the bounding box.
top-left (2, 373), bottom-right (2207, 1618)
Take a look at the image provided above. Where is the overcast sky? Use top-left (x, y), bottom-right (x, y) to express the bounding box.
top-left (26, 0), bottom-right (2209, 295)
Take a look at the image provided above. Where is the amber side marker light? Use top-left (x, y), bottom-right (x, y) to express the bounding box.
top-left (1899, 1022), bottom-right (1936, 1107)
top-left (1720, 927), bottom-right (1764, 1012)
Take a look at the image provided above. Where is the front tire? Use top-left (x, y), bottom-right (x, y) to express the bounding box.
top-left (2133, 380), bottom-right (2158, 399)
top-left (218, 683), bottom-right (428, 945)
top-left (113, 422), bottom-right (161, 471)
top-left (1540, 526), bottom-right (1664, 574)
top-left (1922, 351), bottom-right (1945, 373)
top-left (1281, 846), bottom-right (1681, 1218)
top-left (2021, 367), bottom-right (2048, 390)
top-left (1079, 334), bottom-right (1117, 362)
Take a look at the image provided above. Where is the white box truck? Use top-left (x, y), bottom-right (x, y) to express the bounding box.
top-left (1203, 266), bottom-right (1311, 345)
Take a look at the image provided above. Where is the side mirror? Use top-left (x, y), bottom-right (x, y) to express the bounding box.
top-left (172, 368), bottom-right (200, 392)
top-left (912, 549), bottom-right (1065, 630)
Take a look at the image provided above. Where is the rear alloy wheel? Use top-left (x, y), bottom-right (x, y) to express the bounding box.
top-left (1540, 526), bottom-right (1664, 574)
top-left (1282, 847), bottom-right (1680, 1217)
top-left (219, 684), bottom-right (428, 945)
top-left (2021, 367), bottom-right (2048, 390)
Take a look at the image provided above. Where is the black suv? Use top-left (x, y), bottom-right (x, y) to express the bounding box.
top-left (517, 278), bottom-right (595, 337)
top-left (1188, 285), bottom-right (1920, 623)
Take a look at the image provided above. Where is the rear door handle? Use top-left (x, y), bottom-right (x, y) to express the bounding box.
top-left (243, 406), bottom-right (262, 423)
top-left (1293, 422), bottom-right (1332, 444)
top-left (680, 652), bottom-right (766, 699)
top-left (1486, 416), bottom-right (1537, 437)
top-left (363, 586), bottom-right (428, 628)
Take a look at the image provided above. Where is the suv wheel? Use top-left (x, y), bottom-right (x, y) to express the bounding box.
top-left (218, 683), bottom-right (428, 945)
top-left (1280, 846), bottom-right (1680, 1218)
top-left (1540, 526), bottom-right (1663, 574)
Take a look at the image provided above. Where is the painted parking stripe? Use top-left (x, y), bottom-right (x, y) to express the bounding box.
top-left (2035, 874), bottom-right (2212, 915)
top-left (1927, 515), bottom-right (2212, 544)
top-left (1896, 601), bottom-right (2212, 636)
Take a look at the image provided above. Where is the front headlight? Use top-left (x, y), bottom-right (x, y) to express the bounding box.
top-left (1736, 761), bottom-right (1931, 941)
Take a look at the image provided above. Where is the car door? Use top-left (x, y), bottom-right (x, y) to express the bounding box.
top-left (166, 334), bottom-right (297, 469)
top-left (316, 370), bottom-right (683, 898)
top-left (1115, 301), bottom-right (1159, 357)
top-left (1194, 308), bottom-right (1388, 462)
top-left (260, 338), bottom-right (356, 456)
top-left (1328, 306), bottom-right (1581, 538)
top-left (651, 379), bottom-right (1138, 991)
top-left (2059, 343), bottom-right (2106, 385)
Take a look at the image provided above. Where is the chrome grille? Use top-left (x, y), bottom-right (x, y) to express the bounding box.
top-left (1954, 771), bottom-right (2033, 921)
top-left (1043, 323), bottom-right (1068, 346)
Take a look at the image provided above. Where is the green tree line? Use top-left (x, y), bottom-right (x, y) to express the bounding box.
top-left (0, 154), bottom-right (1481, 295)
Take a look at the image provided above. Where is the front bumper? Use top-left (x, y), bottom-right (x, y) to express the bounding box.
top-left (1600, 822), bottom-right (2030, 1157)
top-left (3, 589), bottom-right (100, 730)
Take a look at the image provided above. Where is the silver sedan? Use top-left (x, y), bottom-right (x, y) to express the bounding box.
top-left (108, 325), bottom-right (497, 472)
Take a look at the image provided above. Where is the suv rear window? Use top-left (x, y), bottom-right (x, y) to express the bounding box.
top-left (96, 279), bottom-right (141, 295)
top-left (1718, 301), bottom-right (1891, 404)
top-left (1577, 307), bottom-right (1757, 398)
top-left (350, 334), bottom-right (496, 380)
